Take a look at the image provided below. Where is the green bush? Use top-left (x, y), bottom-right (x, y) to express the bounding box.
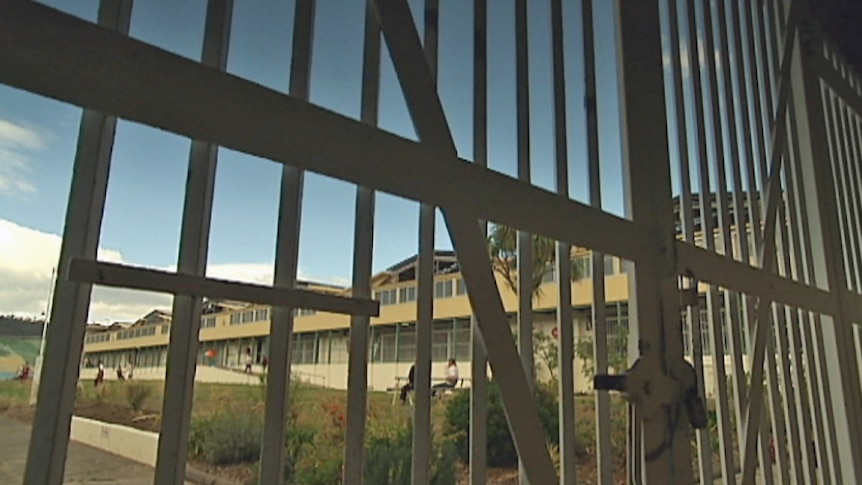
top-left (292, 437), bottom-right (343, 485)
top-left (364, 421), bottom-right (458, 485)
top-left (285, 422), bottom-right (317, 482)
top-left (445, 380), bottom-right (561, 468)
top-left (189, 410), bottom-right (262, 465)
top-left (124, 381), bottom-right (153, 412)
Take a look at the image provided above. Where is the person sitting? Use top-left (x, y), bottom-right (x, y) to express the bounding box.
top-left (432, 358), bottom-right (459, 397)
top-left (399, 364), bottom-right (415, 403)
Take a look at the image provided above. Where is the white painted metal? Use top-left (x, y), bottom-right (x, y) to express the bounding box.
top-left (789, 1), bottom-right (862, 478)
top-left (665, 0), bottom-right (713, 480)
top-left (515, 2), bottom-right (533, 483)
top-left (413, 0), bottom-right (438, 482)
top-left (550, 1), bottom-right (575, 483)
top-left (616, 0), bottom-right (693, 482)
top-left (10, 0), bottom-right (862, 483)
top-left (155, 2), bottom-right (231, 483)
top-left (67, 259), bottom-right (376, 317)
top-left (23, 2), bottom-right (131, 483)
top-left (370, 0), bottom-right (557, 482)
top-left (0, 0), bottom-right (655, 267)
top-left (258, 0), bottom-right (314, 482)
top-left (342, 2), bottom-right (380, 482)
top-left (469, 2), bottom-right (489, 484)
top-left (580, 3), bottom-right (612, 483)
top-left (785, 98), bottom-right (841, 483)
top-left (669, 1), bottom-right (735, 483)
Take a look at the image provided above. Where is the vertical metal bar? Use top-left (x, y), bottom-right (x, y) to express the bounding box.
top-left (849, 116), bottom-right (862, 288)
top-left (666, 0), bottom-right (712, 480)
top-left (581, 0), bottom-right (612, 481)
top-left (413, 1), bottom-right (438, 482)
top-left (515, 1), bottom-right (533, 482)
top-left (739, 0), bottom-right (770, 200)
top-left (699, 1), bottom-right (759, 480)
top-left (687, 0), bottom-right (735, 476)
top-left (789, 2), bottom-right (862, 479)
top-left (550, 1), bottom-right (575, 483)
top-left (835, 103), bottom-right (862, 291)
top-left (342, 2), bottom-right (380, 482)
top-left (514, 0), bottom-right (533, 383)
top-left (469, 2), bottom-right (488, 484)
top-left (786, 95), bottom-right (840, 483)
top-left (24, 2), bottom-right (132, 484)
top-left (775, 187), bottom-right (818, 484)
top-left (740, 0), bottom-right (806, 480)
top-left (728, 0), bottom-right (764, 260)
top-left (258, 0), bottom-right (315, 482)
top-left (155, 2), bottom-right (232, 483)
top-left (823, 94), bottom-right (857, 293)
top-left (615, 0), bottom-right (693, 482)
top-left (756, 0), bottom-right (810, 481)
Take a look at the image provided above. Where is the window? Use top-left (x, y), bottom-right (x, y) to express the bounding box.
top-left (453, 319), bottom-right (471, 361)
top-left (434, 280), bottom-right (453, 299)
top-left (572, 255), bottom-right (592, 281)
top-left (241, 310), bottom-right (255, 323)
top-left (398, 286), bottom-right (417, 303)
top-left (541, 267), bottom-right (556, 283)
top-left (229, 313), bottom-right (241, 325)
top-left (456, 278), bottom-right (467, 295)
top-left (376, 327), bottom-right (397, 362)
top-left (291, 333), bottom-right (317, 364)
top-left (85, 333), bottom-right (111, 343)
top-left (255, 308), bottom-right (269, 321)
top-left (201, 316), bottom-right (217, 328)
top-left (328, 330), bottom-right (349, 364)
top-left (375, 289), bottom-right (397, 306)
top-left (604, 255), bottom-right (616, 275)
top-left (161, 325), bottom-right (170, 334)
top-left (396, 324), bottom-right (416, 362)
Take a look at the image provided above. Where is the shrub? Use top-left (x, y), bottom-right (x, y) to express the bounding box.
top-left (189, 410), bottom-right (262, 465)
top-left (285, 422), bottom-right (317, 482)
top-left (445, 380), bottom-right (561, 468)
top-left (364, 421), bottom-right (458, 485)
top-left (292, 437), bottom-right (343, 485)
top-left (124, 381), bottom-right (153, 412)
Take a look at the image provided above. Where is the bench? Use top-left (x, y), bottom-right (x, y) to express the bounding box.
top-left (389, 376), bottom-right (471, 405)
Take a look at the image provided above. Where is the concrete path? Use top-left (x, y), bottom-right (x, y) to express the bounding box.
top-left (0, 417), bottom-right (192, 484)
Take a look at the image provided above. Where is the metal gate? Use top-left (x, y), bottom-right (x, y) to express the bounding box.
top-left (2, 0), bottom-right (862, 483)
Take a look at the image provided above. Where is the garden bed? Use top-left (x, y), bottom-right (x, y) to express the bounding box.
top-left (0, 380), bottom-right (640, 484)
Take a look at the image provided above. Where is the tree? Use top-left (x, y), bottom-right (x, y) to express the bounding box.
top-left (487, 224), bottom-right (584, 382)
top-left (573, 326), bottom-right (629, 382)
top-left (486, 224), bottom-right (579, 300)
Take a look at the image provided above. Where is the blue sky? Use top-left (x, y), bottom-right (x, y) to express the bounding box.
top-left (0, 0), bottom-right (632, 320)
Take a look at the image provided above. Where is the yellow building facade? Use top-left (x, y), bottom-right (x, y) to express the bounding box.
top-left (82, 244), bottom-right (746, 394)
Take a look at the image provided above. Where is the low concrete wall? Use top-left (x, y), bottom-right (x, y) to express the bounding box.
top-left (69, 416), bottom-right (159, 467)
top-left (69, 416), bottom-right (236, 485)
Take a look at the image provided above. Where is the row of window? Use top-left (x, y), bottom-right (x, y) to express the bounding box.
top-left (85, 333), bottom-right (111, 343)
top-left (227, 307), bottom-right (317, 325)
top-left (375, 258), bottom-right (625, 307)
top-left (116, 325), bottom-right (158, 340)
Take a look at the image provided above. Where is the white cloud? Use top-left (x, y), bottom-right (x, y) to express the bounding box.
top-left (0, 219), bottom-right (350, 324)
top-left (0, 118), bottom-right (48, 196)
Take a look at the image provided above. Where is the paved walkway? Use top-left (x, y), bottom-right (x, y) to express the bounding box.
top-left (0, 417), bottom-right (190, 484)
